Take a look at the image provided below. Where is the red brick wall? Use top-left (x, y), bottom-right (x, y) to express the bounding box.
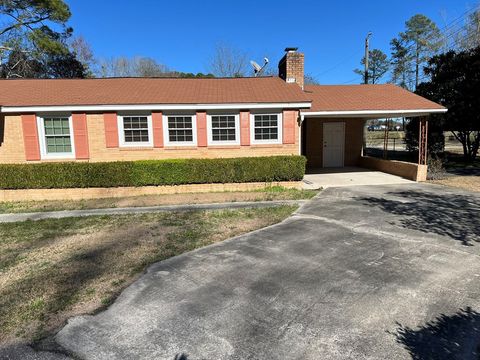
top-left (1, 110), bottom-right (301, 163)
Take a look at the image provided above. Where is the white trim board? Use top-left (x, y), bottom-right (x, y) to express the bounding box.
top-left (301, 108), bottom-right (447, 119)
top-left (0, 102), bottom-right (312, 113)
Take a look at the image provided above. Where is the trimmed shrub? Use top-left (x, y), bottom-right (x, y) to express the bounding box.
top-left (0, 156), bottom-right (306, 190)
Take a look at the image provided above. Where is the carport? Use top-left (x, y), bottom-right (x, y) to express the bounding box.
top-left (300, 84), bottom-right (447, 181)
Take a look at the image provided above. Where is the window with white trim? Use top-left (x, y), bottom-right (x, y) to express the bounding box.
top-left (118, 115), bottom-right (153, 147)
top-left (37, 115), bottom-right (75, 159)
top-left (43, 117), bottom-right (72, 153)
top-left (212, 115), bottom-right (235, 141)
top-left (251, 113), bottom-right (282, 144)
top-left (167, 116), bottom-right (194, 143)
top-left (207, 114), bottom-right (240, 145)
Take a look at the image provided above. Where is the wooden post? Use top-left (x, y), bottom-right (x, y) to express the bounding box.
top-left (418, 117), bottom-right (428, 165)
top-left (383, 118), bottom-right (390, 159)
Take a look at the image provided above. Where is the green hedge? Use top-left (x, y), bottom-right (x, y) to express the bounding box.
top-left (0, 156), bottom-right (306, 190)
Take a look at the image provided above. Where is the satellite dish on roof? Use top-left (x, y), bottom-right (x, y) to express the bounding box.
top-left (250, 57), bottom-right (269, 77)
top-left (250, 60), bottom-right (262, 72)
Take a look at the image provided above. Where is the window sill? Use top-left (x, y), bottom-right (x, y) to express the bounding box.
top-left (207, 145), bottom-right (241, 149)
top-left (41, 154), bottom-right (76, 160)
top-left (250, 143), bottom-right (285, 148)
top-left (38, 158), bottom-right (79, 162)
top-left (164, 146), bottom-right (198, 150)
top-left (119, 147), bottom-right (154, 151)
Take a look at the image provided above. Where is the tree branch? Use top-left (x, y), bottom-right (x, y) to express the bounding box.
top-left (0, 15), bottom-right (49, 37)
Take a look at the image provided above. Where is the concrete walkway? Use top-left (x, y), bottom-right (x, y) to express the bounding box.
top-left (0, 200), bottom-right (307, 223)
top-left (28, 182), bottom-right (479, 360)
top-left (303, 166), bottom-right (412, 189)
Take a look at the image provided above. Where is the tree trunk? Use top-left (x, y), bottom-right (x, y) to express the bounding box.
top-left (466, 132), bottom-right (472, 161)
top-left (472, 131), bottom-right (480, 161)
top-left (452, 131), bottom-right (472, 162)
top-left (415, 43), bottom-right (420, 89)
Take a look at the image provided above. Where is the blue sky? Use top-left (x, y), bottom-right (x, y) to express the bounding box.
top-left (67, 0), bottom-right (477, 83)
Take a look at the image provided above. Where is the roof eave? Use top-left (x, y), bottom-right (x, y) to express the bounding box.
top-left (301, 108), bottom-right (447, 119)
top-left (0, 101), bottom-right (312, 113)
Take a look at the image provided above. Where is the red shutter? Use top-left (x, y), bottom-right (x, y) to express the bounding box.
top-left (104, 112), bottom-right (119, 148)
top-left (152, 111), bottom-right (164, 148)
top-left (72, 113), bottom-right (89, 159)
top-left (21, 114), bottom-right (41, 161)
top-left (282, 110), bottom-right (296, 144)
top-left (240, 111), bottom-right (250, 146)
top-left (196, 111), bottom-right (207, 147)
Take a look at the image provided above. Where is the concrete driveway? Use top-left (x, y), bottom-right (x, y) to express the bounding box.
top-left (48, 184), bottom-right (480, 359)
top-left (302, 167), bottom-right (413, 189)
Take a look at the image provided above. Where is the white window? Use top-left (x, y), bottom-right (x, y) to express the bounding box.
top-left (37, 115), bottom-right (75, 159)
top-left (163, 114), bottom-right (197, 146)
top-left (207, 114), bottom-right (240, 146)
top-left (118, 114), bottom-right (153, 147)
top-left (250, 113), bottom-right (282, 144)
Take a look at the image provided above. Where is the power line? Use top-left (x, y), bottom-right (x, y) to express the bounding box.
top-left (320, 6), bottom-right (479, 87)
top-left (416, 31), bottom-right (479, 84)
top-left (399, 5), bottom-right (479, 54)
top-left (311, 49), bottom-right (363, 81)
top-left (341, 76), bottom-right (362, 84)
top-left (389, 6), bottom-right (479, 88)
top-left (439, 6), bottom-right (479, 32)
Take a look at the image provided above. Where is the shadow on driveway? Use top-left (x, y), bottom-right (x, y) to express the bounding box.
top-left (357, 189), bottom-right (480, 246)
top-left (392, 307), bottom-right (480, 360)
top-left (173, 354), bottom-right (189, 360)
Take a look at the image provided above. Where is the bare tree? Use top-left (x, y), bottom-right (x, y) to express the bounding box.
top-left (459, 9), bottom-right (480, 50)
top-left (70, 36), bottom-right (95, 71)
top-left (132, 57), bottom-right (168, 77)
top-left (440, 7), bottom-right (480, 52)
top-left (209, 43), bottom-right (249, 77)
top-left (96, 56), bottom-right (168, 77)
top-left (95, 56), bottom-right (216, 78)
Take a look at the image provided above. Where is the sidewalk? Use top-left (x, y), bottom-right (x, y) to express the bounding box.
top-left (0, 200), bottom-right (307, 223)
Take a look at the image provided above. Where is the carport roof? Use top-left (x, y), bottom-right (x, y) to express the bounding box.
top-left (302, 84), bottom-right (447, 118)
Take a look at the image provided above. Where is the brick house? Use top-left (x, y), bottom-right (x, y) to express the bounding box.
top-left (0, 48), bottom-right (446, 172)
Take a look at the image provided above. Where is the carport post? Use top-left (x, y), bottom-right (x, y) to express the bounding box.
top-left (418, 116), bottom-right (428, 165)
top-left (383, 118), bottom-right (390, 159)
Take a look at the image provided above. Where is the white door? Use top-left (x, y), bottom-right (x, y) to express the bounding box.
top-left (323, 122), bottom-right (345, 167)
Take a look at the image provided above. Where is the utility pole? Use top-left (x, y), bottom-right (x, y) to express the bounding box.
top-left (364, 32), bottom-right (372, 84)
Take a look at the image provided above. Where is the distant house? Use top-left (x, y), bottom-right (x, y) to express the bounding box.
top-left (0, 48), bottom-right (446, 170)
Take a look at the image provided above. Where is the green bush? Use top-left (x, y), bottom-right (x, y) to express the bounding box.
top-left (0, 156), bottom-right (306, 189)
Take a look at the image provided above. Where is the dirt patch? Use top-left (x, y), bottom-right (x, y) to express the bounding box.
top-left (0, 205), bottom-right (296, 346)
top-left (430, 176), bottom-right (480, 192)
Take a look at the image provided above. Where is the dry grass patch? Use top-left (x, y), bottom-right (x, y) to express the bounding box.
top-left (0, 205), bottom-right (296, 345)
top-left (0, 187), bottom-right (317, 214)
top-left (430, 176), bottom-right (480, 192)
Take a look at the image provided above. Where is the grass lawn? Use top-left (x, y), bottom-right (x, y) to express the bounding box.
top-left (0, 205), bottom-right (297, 346)
top-left (430, 176), bottom-right (480, 192)
top-left (0, 187), bottom-right (317, 214)
top-left (429, 152), bottom-right (480, 192)
top-left (365, 130), bottom-right (405, 140)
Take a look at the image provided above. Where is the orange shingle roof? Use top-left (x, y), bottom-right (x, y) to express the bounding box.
top-left (0, 78), bottom-right (445, 114)
top-left (0, 77), bottom-right (311, 107)
top-left (304, 84), bottom-right (445, 112)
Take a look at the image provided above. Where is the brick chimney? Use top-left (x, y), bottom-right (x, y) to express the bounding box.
top-left (278, 47), bottom-right (304, 90)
